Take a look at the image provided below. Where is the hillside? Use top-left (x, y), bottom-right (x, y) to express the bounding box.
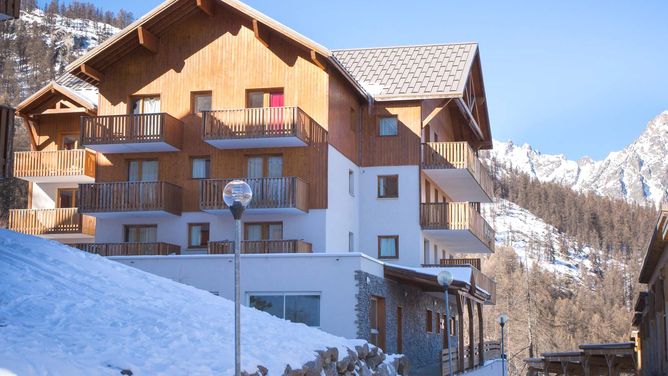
top-left (484, 111), bottom-right (668, 206)
top-left (0, 230), bottom-right (404, 375)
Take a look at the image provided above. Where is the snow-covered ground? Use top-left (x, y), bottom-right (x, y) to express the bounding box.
top-left (0, 230), bottom-right (394, 375)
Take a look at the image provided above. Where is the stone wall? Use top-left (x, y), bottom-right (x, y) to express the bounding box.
top-left (354, 271), bottom-right (460, 370)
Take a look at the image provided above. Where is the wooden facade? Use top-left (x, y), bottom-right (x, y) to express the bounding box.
top-left (0, 105), bottom-right (14, 178)
top-left (0, 0), bottom-right (20, 20)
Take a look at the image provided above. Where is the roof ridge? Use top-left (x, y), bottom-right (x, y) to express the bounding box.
top-left (332, 42), bottom-right (478, 52)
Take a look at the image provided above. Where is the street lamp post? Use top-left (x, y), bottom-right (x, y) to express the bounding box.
top-left (497, 313), bottom-right (509, 376)
top-left (437, 270), bottom-right (454, 376)
top-left (223, 180), bottom-right (253, 376)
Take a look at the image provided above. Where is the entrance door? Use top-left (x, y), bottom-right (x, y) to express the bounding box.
top-left (369, 296), bottom-right (386, 351)
top-left (57, 188), bottom-right (77, 208)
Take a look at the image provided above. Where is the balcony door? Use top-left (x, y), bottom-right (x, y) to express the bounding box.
top-left (57, 188), bottom-right (77, 208)
top-left (244, 222), bottom-right (283, 253)
top-left (129, 159), bottom-right (159, 206)
top-left (130, 96), bottom-right (161, 139)
top-left (125, 224), bottom-right (157, 243)
top-left (247, 155), bottom-right (283, 204)
top-left (247, 89), bottom-right (285, 133)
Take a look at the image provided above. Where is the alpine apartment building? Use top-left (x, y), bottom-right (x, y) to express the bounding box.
top-left (8, 0), bottom-right (501, 372)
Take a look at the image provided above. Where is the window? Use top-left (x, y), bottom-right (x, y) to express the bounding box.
top-left (348, 232), bottom-right (354, 252)
top-left (369, 296), bottom-right (386, 350)
top-left (247, 89), bottom-right (284, 108)
top-left (348, 169), bottom-right (354, 196)
top-left (246, 155), bottom-right (283, 178)
top-left (192, 91), bottom-right (212, 113)
top-left (188, 223), bottom-right (210, 249)
top-left (378, 116), bottom-right (398, 136)
top-left (377, 175), bottom-right (399, 198)
top-left (57, 188), bottom-right (77, 208)
top-left (424, 239), bottom-right (430, 264)
top-left (249, 294), bottom-right (320, 326)
top-left (128, 159), bottom-right (158, 181)
top-left (191, 157), bottom-right (211, 179)
top-left (434, 244), bottom-right (438, 265)
top-left (124, 225), bottom-right (157, 243)
top-left (245, 222), bottom-right (283, 241)
top-left (378, 236), bottom-right (398, 259)
top-left (426, 309), bottom-right (433, 332)
top-left (60, 134), bottom-right (79, 150)
top-left (131, 96), bottom-right (160, 114)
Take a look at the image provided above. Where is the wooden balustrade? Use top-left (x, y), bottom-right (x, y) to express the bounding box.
top-left (203, 106), bottom-right (319, 142)
top-left (200, 177), bottom-right (308, 212)
top-left (72, 242), bottom-right (180, 256)
top-left (439, 258), bottom-right (481, 270)
top-left (443, 341), bottom-right (502, 375)
top-left (79, 181), bottom-right (182, 215)
top-left (208, 239), bottom-right (312, 254)
top-left (8, 208), bottom-right (95, 236)
top-left (421, 142), bottom-right (494, 199)
top-left (13, 149), bottom-right (96, 179)
top-left (81, 113), bottom-right (182, 147)
top-left (420, 202), bottom-right (495, 252)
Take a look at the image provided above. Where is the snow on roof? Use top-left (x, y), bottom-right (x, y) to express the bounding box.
top-left (0, 230), bottom-right (379, 374)
top-left (55, 73), bottom-right (98, 108)
top-left (385, 263), bottom-right (473, 283)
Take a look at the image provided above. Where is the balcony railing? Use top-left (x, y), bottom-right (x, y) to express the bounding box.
top-left (421, 142), bottom-right (494, 200)
top-left (420, 202), bottom-right (495, 252)
top-left (8, 208), bottom-right (95, 236)
top-left (13, 149), bottom-right (96, 180)
top-left (79, 181), bottom-right (182, 215)
top-left (202, 107), bottom-right (321, 145)
top-left (443, 341), bottom-right (502, 375)
top-left (200, 177), bottom-right (308, 212)
top-left (208, 240), bottom-right (312, 254)
top-left (81, 113), bottom-right (182, 150)
top-left (71, 242), bottom-right (180, 256)
top-left (438, 258), bottom-right (481, 270)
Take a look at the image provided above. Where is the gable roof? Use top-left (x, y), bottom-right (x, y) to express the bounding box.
top-left (332, 43), bottom-right (478, 101)
top-left (16, 78), bottom-right (97, 116)
top-left (639, 210), bottom-right (668, 283)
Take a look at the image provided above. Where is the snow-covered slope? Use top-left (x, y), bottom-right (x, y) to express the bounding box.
top-left (487, 199), bottom-right (593, 278)
top-left (483, 111), bottom-right (668, 206)
top-left (0, 230), bottom-right (399, 375)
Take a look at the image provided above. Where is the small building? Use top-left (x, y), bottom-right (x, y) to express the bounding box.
top-left (0, 0), bottom-right (20, 21)
top-left (633, 209), bottom-right (668, 376)
top-left (0, 105), bottom-right (14, 179)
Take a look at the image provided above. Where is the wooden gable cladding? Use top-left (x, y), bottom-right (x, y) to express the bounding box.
top-left (360, 101), bottom-right (422, 167)
top-left (97, 7), bottom-right (329, 127)
top-left (33, 113), bottom-right (82, 152)
top-left (327, 70), bottom-right (363, 164)
top-left (421, 99), bottom-right (480, 148)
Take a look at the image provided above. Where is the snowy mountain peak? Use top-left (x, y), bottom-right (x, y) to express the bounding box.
top-left (484, 111), bottom-right (668, 206)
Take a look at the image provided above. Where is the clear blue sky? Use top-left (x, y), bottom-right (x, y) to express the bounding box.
top-left (46, 0), bottom-right (668, 159)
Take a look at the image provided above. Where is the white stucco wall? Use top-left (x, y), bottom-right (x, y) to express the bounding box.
top-left (358, 165), bottom-right (422, 267)
top-left (325, 146), bottom-right (360, 253)
top-left (31, 182), bottom-right (79, 209)
top-left (94, 210), bottom-right (327, 252)
top-left (113, 253), bottom-right (384, 339)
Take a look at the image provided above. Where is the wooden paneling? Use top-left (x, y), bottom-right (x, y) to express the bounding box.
top-left (361, 101), bottom-right (422, 167)
top-left (0, 105), bottom-right (14, 178)
top-left (79, 181), bottom-right (182, 215)
top-left (9, 208), bottom-right (95, 236)
top-left (81, 113), bottom-right (182, 149)
top-left (327, 71), bottom-right (362, 163)
top-left (14, 149), bottom-right (96, 179)
top-left (94, 7), bottom-right (329, 211)
top-left (31, 113), bottom-right (81, 152)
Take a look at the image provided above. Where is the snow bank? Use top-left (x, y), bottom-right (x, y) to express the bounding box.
top-left (0, 230), bottom-right (404, 375)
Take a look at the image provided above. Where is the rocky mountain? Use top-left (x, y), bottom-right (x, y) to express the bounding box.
top-left (483, 111), bottom-right (668, 206)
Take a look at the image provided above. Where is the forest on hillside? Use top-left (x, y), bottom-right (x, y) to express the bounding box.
top-left (481, 167), bottom-right (656, 375)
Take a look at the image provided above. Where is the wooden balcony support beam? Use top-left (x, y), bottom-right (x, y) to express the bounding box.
top-left (310, 50), bottom-right (326, 71)
top-left (39, 108), bottom-right (89, 115)
top-left (20, 115), bottom-right (39, 150)
top-left (455, 98), bottom-right (484, 141)
top-left (195, 0), bottom-right (214, 16)
top-left (138, 26), bottom-right (159, 54)
top-left (80, 64), bottom-right (104, 83)
top-left (422, 98), bottom-right (452, 128)
top-left (252, 19), bottom-right (270, 48)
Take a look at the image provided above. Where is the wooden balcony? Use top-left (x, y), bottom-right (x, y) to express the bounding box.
top-left (81, 113), bottom-right (182, 153)
top-left (71, 242), bottom-right (180, 256)
top-left (79, 181), bottom-right (182, 217)
top-left (443, 341), bottom-right (502, 375)
top-left (200, 177), bottom-right (308, 214)
top-left (202, 107), bottom-right (322, 149)
top-left (437, 258), bottom-right (481, 270)
top-left (422, 260), bottom-right (496, 304)
top-left (0, 0), bottom-right (20, 20)
top-left (13, 149), bottom-right (96, 183)
top-left (8, 208), bottom-right (95, 239)
top-left (421, 142), bottom-right (493, 203)
top-left (208, 240), bottom-right (312, 254)
top-left (420, 202), bottom-right (495, 253)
